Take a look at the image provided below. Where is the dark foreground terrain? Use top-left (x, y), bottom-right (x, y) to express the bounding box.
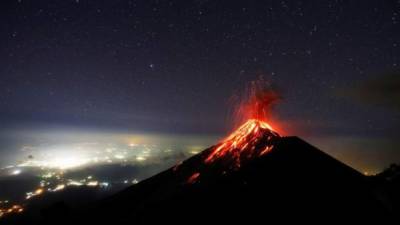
top-left (2, 136), bottom-right (396, 224)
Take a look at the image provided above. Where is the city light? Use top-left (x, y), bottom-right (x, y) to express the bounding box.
top-left (11, 169), bottom-right (21, 175)
top-left (87, 181), bottom-right (98, 186)
top-left (0, 139), bottom-right (201, 220)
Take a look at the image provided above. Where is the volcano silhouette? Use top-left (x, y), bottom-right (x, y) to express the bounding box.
top-left (60, 120), bottom-right (387, 224)
top-left (11, 120), bottom-right (391, 224)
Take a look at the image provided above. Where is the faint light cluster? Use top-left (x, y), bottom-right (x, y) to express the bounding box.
top-left (0, 141), bottom-right (198, 220)
top-left (15, 142), bottom-right (172, 170)
top-left (0, 204), bottom-right (23, 218)
top-left (25, 188), bottom-right (44, 200)
top-left (23, 174), bottom-right (120, 201)
top-left (11, 169), bottom-right (21, 175)
top-left (1, 164), bottom-right (143, 219)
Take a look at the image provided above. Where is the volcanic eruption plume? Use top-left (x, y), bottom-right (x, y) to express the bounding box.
top-left (232, 78), bottom-right (281, 125)
top-left (186, 78), bottom-right (281, 183)
top-left (205, 79), bottom-right (281, 166)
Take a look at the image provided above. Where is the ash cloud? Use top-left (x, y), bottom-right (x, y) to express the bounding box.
top-left (338, 71), bottom-right (400, 112)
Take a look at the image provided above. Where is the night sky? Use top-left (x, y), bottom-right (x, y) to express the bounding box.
top-left (1, 0), bottom-right (400, 173)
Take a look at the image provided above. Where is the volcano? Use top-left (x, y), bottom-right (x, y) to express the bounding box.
top-left (14, 119), bottom-right (388, 225)
top-left (2, 119), bottom-right (392, 225)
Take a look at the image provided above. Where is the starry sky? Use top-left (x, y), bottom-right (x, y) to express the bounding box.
top-left (1, 0), bottom-right (400, 173)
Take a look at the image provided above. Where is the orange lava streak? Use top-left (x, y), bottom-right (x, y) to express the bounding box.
top-left (260, 145), bottom-right (274, 156)
top-left (187, 172), bottom-right (200, 184)
top-left (205, 119), bottom-right (279, 166)
top-left (185, 78), bottom-right (281, 184)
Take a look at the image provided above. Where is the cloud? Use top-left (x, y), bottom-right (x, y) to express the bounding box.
top-left (305, 135), bottom-right (400, 174)
top-left (337, 71), bottom-right (400, 111)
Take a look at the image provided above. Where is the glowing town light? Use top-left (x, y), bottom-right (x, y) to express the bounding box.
top-left (41, 172), bottom-right (55, 178)
top-left (47, 157), bottom-right (89, 169)
top-left (87, 181), bottom-right (98, 186)
top-left (26, 188), bottom-right (44, 199)
top-left (132, 179), bottom-right (139, 184)
top-left (52, 184), bottom-right (65, 192)
top-left (11, 169), bottom-right (21, 175)
top-left (114, 154), bottom-right (125, 159)
top-left (136, 156), bottom-right (146, 161)
top-left (0, 204), bottom-right (24, 218)
top-left (100, 182), bottom-right (109, 187)
top-left (67, 180), bottom-right (83, 186)
top-left (35, 188), bottom-right (43, 195)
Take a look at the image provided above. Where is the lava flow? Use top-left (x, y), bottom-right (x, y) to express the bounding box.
top-left (205, 119), bottom-right (279, 167)
top-left (204, 119), bottom-right (279, 167)
top-left (186, 118), bottom-right (279, 184)
top-left (185, 78), bottom-right (281, 183)
top-left (204, 78), bottom-right (281, 167)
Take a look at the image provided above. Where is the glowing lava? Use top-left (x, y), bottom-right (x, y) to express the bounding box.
top-left (205, 78), bottom-right (281, 167)
top-left (232, 78), bottom-right (280, 127)
top-left (187, 172), bottom-right (200, 184)
top-left (185, 78), bottom-right (281, 183)
top-left (204, 119), bottom-right (279, 167)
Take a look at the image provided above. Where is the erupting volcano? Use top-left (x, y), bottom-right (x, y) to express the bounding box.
top-left (7, 80), bottom-right (390, 225)
top-left (204, 119), bottom-right (279, 167)
top-left (188, 78), bottom-right (281, 182)
top-left (210, 79), bottom-right (281, 163)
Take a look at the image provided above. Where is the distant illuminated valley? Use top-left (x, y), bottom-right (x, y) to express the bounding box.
top-left (0, 127), bottom-right (218, 218)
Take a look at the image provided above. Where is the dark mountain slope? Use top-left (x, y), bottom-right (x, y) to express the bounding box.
top-left (76, 136), bottom-right (390, 224)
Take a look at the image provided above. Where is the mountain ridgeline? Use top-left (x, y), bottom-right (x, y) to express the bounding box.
top-left (4, 120), bottom-right (394, 224)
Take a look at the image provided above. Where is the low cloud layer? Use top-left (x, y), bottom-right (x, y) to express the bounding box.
top-left (338, 71), bottom-right (400, 111)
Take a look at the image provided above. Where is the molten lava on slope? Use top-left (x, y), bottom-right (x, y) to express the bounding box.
top-left (186, 119), bottom-right (280, 183)
top-left (210, 78), bottom-right (281, 164)
top-left (205, 119), bottom-right (279, 166)
top-left (186, 79), bottom-right (282, 183)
